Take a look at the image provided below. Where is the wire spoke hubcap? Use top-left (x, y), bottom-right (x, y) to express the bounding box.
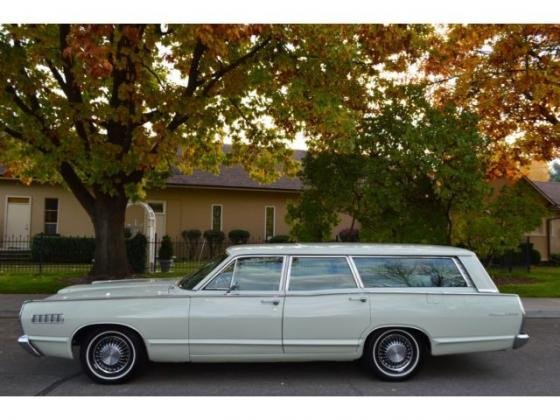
top-left (374, 332), bottom-right (417, 375)
top-left (88, 333), bottom-right (134, 377)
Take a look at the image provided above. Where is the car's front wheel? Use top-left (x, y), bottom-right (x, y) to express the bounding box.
top-left (363, 329), bottom-right (424, 381)
top-left (80, 327), bottom-right (145, 384)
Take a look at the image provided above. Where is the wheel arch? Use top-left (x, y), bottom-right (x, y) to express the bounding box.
top-left (361, 325), bottom-right (433, 355)
top-left (71, 323), bottom-right (148, 357)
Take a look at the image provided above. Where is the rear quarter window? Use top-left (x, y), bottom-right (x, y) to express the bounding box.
top-left (352, 257), bottom-right (468, 288)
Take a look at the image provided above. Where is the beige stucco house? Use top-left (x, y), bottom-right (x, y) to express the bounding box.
top-left (0, 159), bottom-right (354, 247)
top-left (0, 165), bottom-right (295, 245)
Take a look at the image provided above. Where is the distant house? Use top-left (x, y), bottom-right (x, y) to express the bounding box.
top-left (0, 155), bottom-right (353, 248)
top-left (523, 178), bottom-right (560, 261)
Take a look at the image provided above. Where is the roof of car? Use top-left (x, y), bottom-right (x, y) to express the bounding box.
top-left (226, 243), bottom-right (475, 257)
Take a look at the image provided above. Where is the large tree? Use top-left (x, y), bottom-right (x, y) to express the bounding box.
top-left (0, 24), bottom-right (428, 277)
top-left (424, 25), bottom-right (560, 176)
top-left (288, 84), bottom-right (490, 244)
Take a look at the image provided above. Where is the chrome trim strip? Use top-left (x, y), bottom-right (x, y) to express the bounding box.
top-left (18, 335), bottom-right (43, 357)
top-left (283, 339), bottom-right (360, 346)
top-left (346, 256), bottom-right (364, 288)
top-left (189, 339), bottom-right (282, 346)
top-left (147, 339), bottom-right (189, 345)
top-left (433, 335), bottom-right (514, 345)
top-left (41, 289), bottom-right (520, 302)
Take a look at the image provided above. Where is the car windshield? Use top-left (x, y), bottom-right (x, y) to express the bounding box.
top-left (178, 254), bottom-right (228, 290)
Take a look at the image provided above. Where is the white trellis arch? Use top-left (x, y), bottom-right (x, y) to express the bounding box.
top-left (126, 201), bottom-right (156, 271)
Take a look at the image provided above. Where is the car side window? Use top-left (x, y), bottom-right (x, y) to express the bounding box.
top-left (204, 256), bottom-right (284, 291)
top-left (289, 257), bottom-right (357, 291)
top-left (232, 257), bottom-right (284, 291)
top-left (353, 257), bottom-right (468, 288)
top-left (203, 261), bottom-right (234, 290)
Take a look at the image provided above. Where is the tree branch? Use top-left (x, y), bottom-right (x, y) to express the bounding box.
top-left (0, 122), bottom-right (24, 140)
top-left (167, 39), bottom-right (206, 131)
top-left (58, 162), bottom-right (96, 215)
top-left (200, 36), bottom-right (271, 97)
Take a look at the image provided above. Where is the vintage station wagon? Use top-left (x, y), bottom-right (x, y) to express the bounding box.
top-left (18, 243), bottom-right (528, 383)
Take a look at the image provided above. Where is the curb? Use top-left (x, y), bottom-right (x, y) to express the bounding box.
top-left (526, 311), bottom-right (560, 319)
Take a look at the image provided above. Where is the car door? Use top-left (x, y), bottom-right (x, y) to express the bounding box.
top-left (283, 256), bottom-right (371, 355)
top-left (188, 255), bottom-right (285, 360)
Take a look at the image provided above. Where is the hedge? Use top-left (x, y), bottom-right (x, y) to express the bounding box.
top-left (31, 233), bottom-right (148, 273)
top-left (31, 235), bottom-right (95, 263)
top-left (228, 229), bottom-right (250, 244)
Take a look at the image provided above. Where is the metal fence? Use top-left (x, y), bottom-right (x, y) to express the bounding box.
top-left (0, 235), bottom-right (266, 275)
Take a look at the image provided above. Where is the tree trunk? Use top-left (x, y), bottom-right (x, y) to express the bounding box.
top-left (89, 193), bottom-right (130, 278)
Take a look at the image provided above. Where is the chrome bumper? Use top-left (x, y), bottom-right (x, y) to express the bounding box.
top-left (513, 333), bottom-right (529, 349)
top-left (18, 335), bottom-right (43, 357)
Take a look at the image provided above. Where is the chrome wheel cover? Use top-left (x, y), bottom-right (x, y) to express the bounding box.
top-left (86, 331), bottom-right (136, 380)
top-left (373, 330), bottom-right (419, 377)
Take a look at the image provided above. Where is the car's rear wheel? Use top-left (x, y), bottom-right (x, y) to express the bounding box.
top-left (363, 329), bottom-right (424, 381)
top-left (79, 327), bottom-right (145, 384)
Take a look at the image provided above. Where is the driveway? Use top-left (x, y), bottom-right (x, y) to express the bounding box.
top-left (1, 316), bottom-right (559, 396)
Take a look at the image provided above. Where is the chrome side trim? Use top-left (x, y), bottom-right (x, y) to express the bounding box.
top-left (40, 289), bottom-right (520, 302)
top-left (18, 335), bottom-right (43, 357)
top-left (513, 333), bottom-right (530, 349)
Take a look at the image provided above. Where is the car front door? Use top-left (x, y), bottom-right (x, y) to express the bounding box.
top-left (188, 255), bottom-right (285, 360)
top-left (283, 256), bottom-right (371, 355)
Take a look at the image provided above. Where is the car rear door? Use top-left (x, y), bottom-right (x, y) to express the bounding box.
top-left (282, 256), bottom-right (371, 355)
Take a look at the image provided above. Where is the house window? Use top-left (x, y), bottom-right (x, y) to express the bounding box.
top-left (211, 204), bottom-right (223, 231)
top-left (148, 202), bottom-right (165, 214)
top-left (44, 198), bottom-right (58, 235)
top-left (265, 206), bottom-right (275, 240)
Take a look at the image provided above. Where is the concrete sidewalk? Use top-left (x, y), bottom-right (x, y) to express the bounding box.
top-left (0, 293), bottom-right (559, 319)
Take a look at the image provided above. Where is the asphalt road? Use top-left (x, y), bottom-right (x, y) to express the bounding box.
top-left (1, 317), bottom-right (559, 396)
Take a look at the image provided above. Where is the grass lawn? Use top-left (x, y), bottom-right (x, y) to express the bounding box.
top-left (0, 261), bottom-right (205, 294)
top-left (0, 272), bottom-right (86, 294)
top-left (490, 266), bottom-right (560, 297)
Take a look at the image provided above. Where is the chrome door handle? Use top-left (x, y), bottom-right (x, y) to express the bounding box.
top-left (348, 297), bottom-right (367, 303)
top-left (261, 299), bottom-right (280, 306)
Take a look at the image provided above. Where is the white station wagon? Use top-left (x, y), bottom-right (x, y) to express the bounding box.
top-left (18, 243), bottom-right (529, 384)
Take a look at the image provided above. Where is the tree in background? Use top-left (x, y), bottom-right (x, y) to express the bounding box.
top-left (550, 161), bottom-right (560, 182)
top-left (288, 84), bottom-right (490, 245)
top-left (425, 25), bottom-right (560, 177)
top-left (455, 181), bottom-right (549, 264)
top-left (0, 24), bottom-right (429, 277)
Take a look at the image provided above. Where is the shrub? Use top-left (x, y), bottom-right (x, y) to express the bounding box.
top-left (126, 233), bottom-right (147, 273)
top-left (158, 235), bottom-right (174, 260)
top-left (182, 229), bottom-right (202, 260)
top-left (31, 235), bottom-right (95, 263)
top-left (338, 228), bottom-right (359, 242)
top-left (228, 229), bottom-right (250, 244)
top-left (518, 242), bottom-right (541, 265)
top-left (550, 254), bottom-right (560, 266)
top-left (182, 229), bottom-right (201, 242)
top-left (496, 242), bottom-right (541, 266)
top-left (203, 230), bottom-right (225, 258)
top-left (268, 235), bottom-right (291, 243)
top-left (203, 230), bottom-right (225, 243)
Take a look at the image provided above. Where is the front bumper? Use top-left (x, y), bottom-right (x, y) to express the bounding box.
top-left (18, 335), bottom-right (43, 357)
top-left (513, 333), bottom-right (529, 349)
